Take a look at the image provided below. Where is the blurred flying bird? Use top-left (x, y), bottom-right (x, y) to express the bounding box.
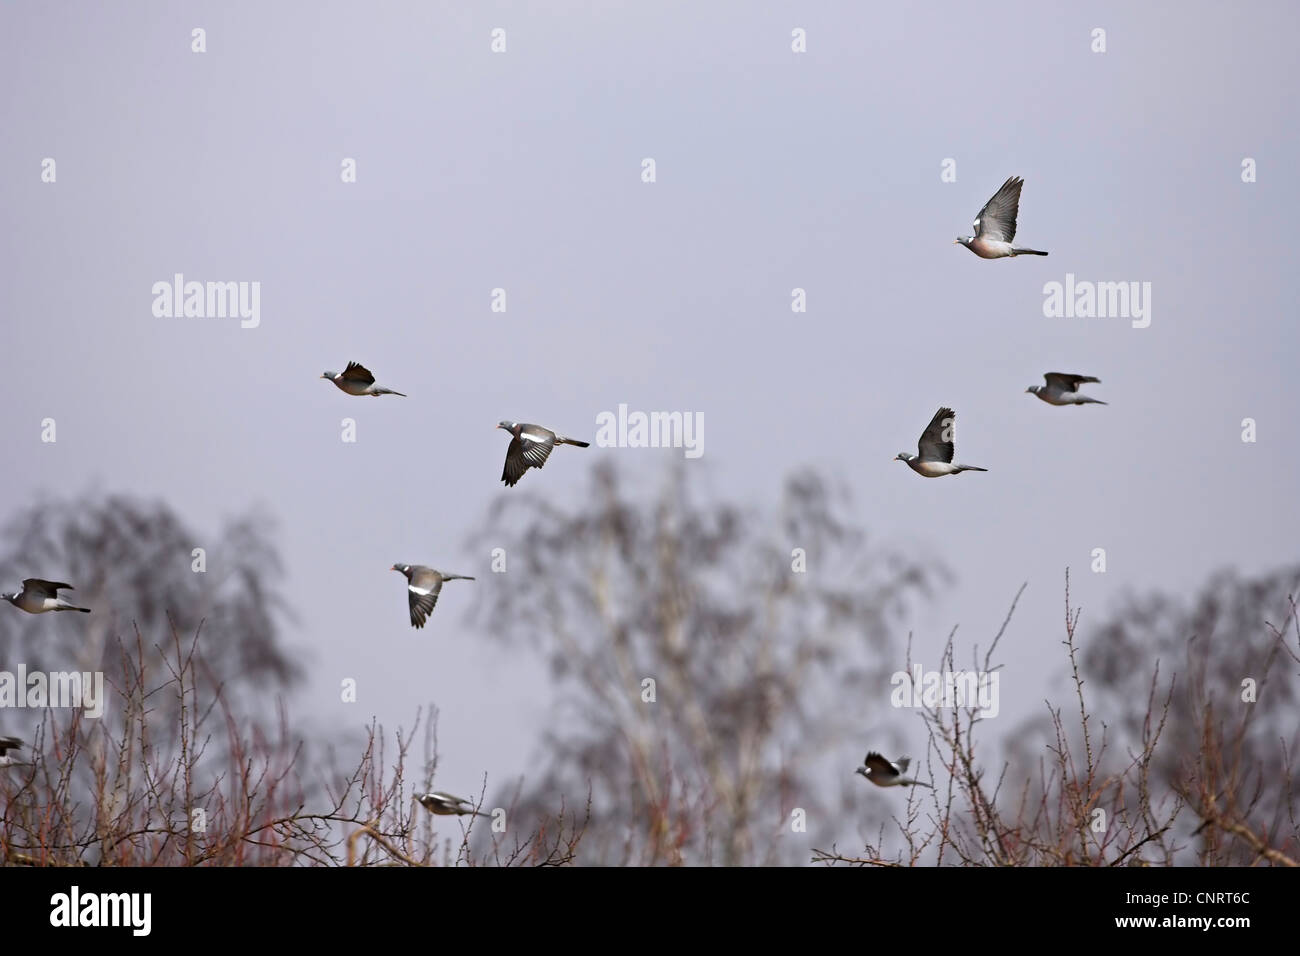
top-left (856, 752), bottom-right (932, 788)
top-left (416, 790), bottom-right (491, 818)
top-left (320, 361), bottom-right (406, 397)
top-left (1026, 372), bottom-right (1107, 406)
top-left (0, 737), bottom-right (29, 768)
top-left (3, 579), bottom-right (91, 614)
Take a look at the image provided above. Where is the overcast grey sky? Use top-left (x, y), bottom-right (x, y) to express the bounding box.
top-left (3, 1), bottom-right (1297, 831)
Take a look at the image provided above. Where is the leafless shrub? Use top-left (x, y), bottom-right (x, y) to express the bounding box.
top-left (0, 626), bottom-right (585, 866)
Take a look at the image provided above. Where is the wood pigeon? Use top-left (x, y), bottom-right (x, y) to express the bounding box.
top-left (416, 790), bottom-right (490, 818)
top-left (894, 407), bottom-right (988, 477)
top-left (0, 736), bottom-right (27, 768)
top-left (856, 752), bottom-right (932, 788)
top-left (954, 176), bottom-right (1048, 258)
top-left (1027, 372), bottom-right (1107, 406)
top-left (496, 421), bottom-right (590, 487)
top-left (3, 579), bottom-right (91, 614)
top-left (390, 564), bottom-right (474, 629)
top-left (320, 361), bottom-right (406, 397)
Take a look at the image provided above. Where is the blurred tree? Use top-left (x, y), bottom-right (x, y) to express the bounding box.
top-left (468, 462), bottom-right (942, 865)
top-left (0, 492), bottom-right (301, 714)
top-left (1079, 565), bottom-right (1300, 864)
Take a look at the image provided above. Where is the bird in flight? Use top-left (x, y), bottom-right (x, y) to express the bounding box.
top-left (954, 176), bottom-right (1048, 258)
top-left (320, 361), bottom-right (407, 397)
top-left (856, 752), bottom-right (932, 788)
top-left (390, 564), bottom-right (474, 629)
top-left (416, 790), bottom-right (491, 818)
top-left (1026, 372), bottom-right (1107, 406)
top-left (3, 579), bottom-right (91, 614)
top-left (894, 407), bottom-right (988, 477)
top-left (0, 736), bottom-right (28, 768)
top-left (496, 421), bottom-right (590, 487)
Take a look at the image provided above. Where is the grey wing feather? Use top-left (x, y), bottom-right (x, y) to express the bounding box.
top-left (974, 176), bottom-right (1023, 242)
top-left (340, 362), bottom-right (375, 386)
top-left (519, 435), bottom-right (555, 469)
top-left (502, 438), bottom-right (530, 486)
top-left (1045, 372), bottom-right (1099, 392)
top-left (407, 577), bottom-right (443, 629)
top-left (917, 407), bottom-right (956, 463)
top-left (23, 578), bottom-right (71, 593)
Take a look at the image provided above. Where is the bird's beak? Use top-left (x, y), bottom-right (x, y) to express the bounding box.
top-left (952, 239), bottom-right (960, 244)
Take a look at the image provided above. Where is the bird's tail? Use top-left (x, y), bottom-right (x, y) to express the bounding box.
top-left (442, 573), bottom-right (476, 581)
top-left (1011, 247), bottom-right (1049, 256)
top-left (58, 602), bottom-right (91, 613)
top-left (1080, 398), bottom-right (1108, 405)
top-left (955, 464), bottom-right (988, 473)
top-left (373, 387), bottom-right (407, 397)
top-left (907, 780), bottom-right (934, 789)
top-left (556, 436), bottom-right (590, 447)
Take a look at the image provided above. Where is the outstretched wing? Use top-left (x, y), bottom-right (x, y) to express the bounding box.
top-left (23, 578), bottom-right (71, 595)
top-left (1044, 372), bottom-right (1099, 393)
top-left (917, 407), bottom-right (956, 463)
top-left (407, 575), bottom-right (444, 629)
top-left (502, 437), bottom-right (529, 486)
top-left (519, 431), bottom-right (556, 469)
top-left (340, 361), bottom-right (376, 386)
top-left (502, 432), bottom-right (555, 486)
top-left (863, 752), bottom-right (898, 777)
top-left (973, 176), bottom-right (1023, 243)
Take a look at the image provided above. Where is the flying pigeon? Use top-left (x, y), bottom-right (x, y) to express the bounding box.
top-left (856, 752), bottom-right (932, 789)
top-left (320, 361), bottom-right (407, 397)
top-left (496, 421), bottom-right (590, 487)
top-left (894, 407), bottom-right (988, 477)
top-left (415, 790), bottom-right (491, 818)
top-left (0, 736), bottom-right (28, 768)
top-left (1026, 372), bottom-right (1107, 406)
top-left (390, 564), bottom-right (475, 629)
top-left (3, 579), bottom-right (91, 614)
top-left (954, 176), bottom-right (1048, 258)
